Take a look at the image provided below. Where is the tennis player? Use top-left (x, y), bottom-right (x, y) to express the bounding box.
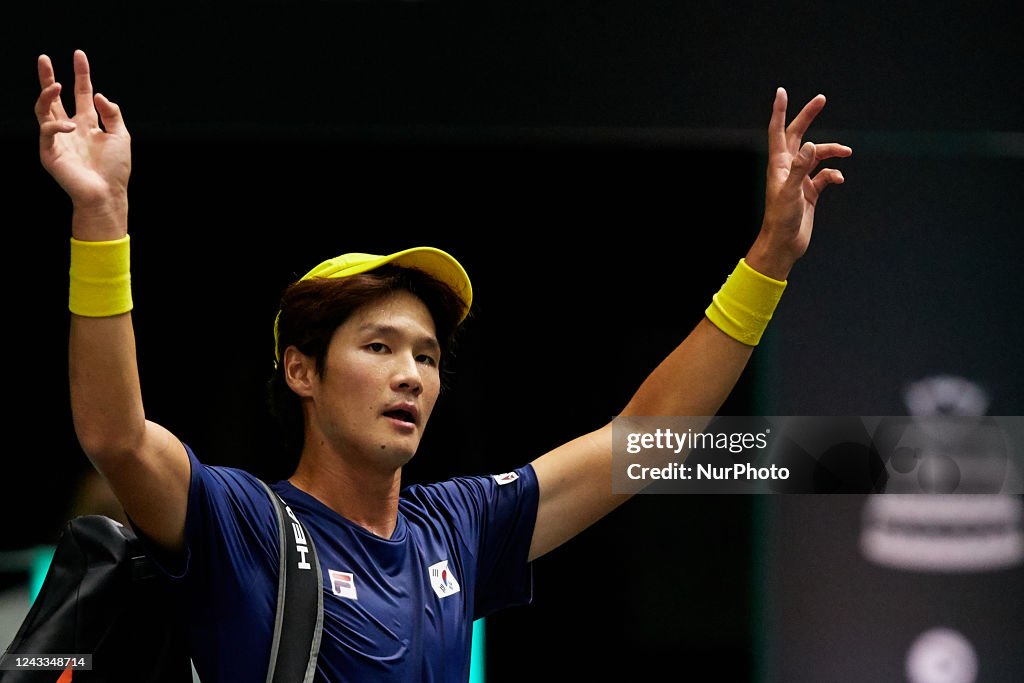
top-left (36, 49), bottom-right (850, 681)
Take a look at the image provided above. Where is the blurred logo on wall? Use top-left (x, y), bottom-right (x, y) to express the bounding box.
top-left (861, 375), bottom-right (1024, 572)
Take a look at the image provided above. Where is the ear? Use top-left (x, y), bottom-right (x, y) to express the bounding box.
top-left (283, 345), bottom-right (317, 398)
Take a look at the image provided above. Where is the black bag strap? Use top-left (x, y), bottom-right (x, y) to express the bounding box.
top-left (258, 479), bottom-right (324, 683)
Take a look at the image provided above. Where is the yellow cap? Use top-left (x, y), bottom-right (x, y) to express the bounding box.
top-left (274, 247), bottom-right (473, 364)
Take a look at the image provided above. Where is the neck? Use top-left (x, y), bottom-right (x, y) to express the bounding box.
top-left (288, 443), bottom-right (402, 539)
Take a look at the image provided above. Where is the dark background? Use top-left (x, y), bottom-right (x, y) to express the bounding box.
top-left (2, 2), bottom-right (1021, 681)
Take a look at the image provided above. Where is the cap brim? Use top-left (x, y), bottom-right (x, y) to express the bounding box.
top-left (300, 246), bottom-right (472, 322)
top-left (378, 247), bottom-right (473, 322)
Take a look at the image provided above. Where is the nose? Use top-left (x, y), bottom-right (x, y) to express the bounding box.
top-left (390, 353), bottom-right (423, 396)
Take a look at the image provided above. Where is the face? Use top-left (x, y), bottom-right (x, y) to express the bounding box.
top-left (302, 289), bottom-right (442, 472)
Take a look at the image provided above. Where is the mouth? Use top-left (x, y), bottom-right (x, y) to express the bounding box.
top-left (383, 404), bottom-right (419, 428)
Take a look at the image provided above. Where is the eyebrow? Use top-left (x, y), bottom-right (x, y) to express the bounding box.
top-left (359, 323), bottom-right (441, 354)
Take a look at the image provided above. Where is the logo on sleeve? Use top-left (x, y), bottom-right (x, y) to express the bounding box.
top-left (329, 569), bottom-right (358, 600)
top-left (428, 560), bottom-right (461, 598)
top-left (493, 472), bottom-right (519, 485)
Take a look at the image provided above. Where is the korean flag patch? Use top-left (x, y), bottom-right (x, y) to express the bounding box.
top-left (428, 559), bottom-right (461, 599)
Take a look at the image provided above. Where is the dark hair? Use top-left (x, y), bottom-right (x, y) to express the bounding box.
top-left (268, 265), bottom-right (467, 463)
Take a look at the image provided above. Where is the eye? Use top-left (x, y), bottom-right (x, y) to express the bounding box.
top-left (367, 342), bottom-right (388, 353)
top-left (416, 354), bottom-right (438, 367)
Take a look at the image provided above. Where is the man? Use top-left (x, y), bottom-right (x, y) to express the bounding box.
top-left (36, 49), bottom-right (850, 681)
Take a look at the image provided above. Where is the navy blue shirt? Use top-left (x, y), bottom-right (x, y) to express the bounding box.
top-left (131, 445), bottom-right (539, 683)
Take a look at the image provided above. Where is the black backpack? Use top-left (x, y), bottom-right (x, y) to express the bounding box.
top-left (1, 480), bottom-right (322, 683)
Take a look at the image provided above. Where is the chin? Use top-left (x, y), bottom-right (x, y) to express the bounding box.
top-left (374, 441), bottom-right (419, 470)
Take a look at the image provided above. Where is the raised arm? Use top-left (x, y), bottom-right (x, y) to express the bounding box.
top-left (528, 88), bottom-right (852, 561)
top-left (38, 50), bottom-right (189, 551)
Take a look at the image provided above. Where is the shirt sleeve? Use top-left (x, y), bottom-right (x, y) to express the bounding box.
top-left (474, 464), bottom-right (540, 617)
top-left (125, 443), bottom-right (279, 584)
top-left (125, 444), bottom-right (280, 683)
top-left (411, 463), bottom-right (540, 619)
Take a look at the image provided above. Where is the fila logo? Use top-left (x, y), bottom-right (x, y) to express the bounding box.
top-left (492, 472), bottom-right (519, 486)
top-left (428, 560), bottom-right (461, 599)
top-left (329, 569), bottom-right (358, 600)
top-left (283, 503), bottom-right (312, 570)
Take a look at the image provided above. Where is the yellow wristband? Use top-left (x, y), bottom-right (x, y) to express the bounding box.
top-left (69, 235), bottom-right (133, 317)
top-left (704, 258), bottom-right (786, 346)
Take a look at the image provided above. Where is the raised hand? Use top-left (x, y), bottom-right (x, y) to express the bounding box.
top-left (747, 88), bottom-right (852, 280)
top-left (36, 50), bottom-right (131, 238)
